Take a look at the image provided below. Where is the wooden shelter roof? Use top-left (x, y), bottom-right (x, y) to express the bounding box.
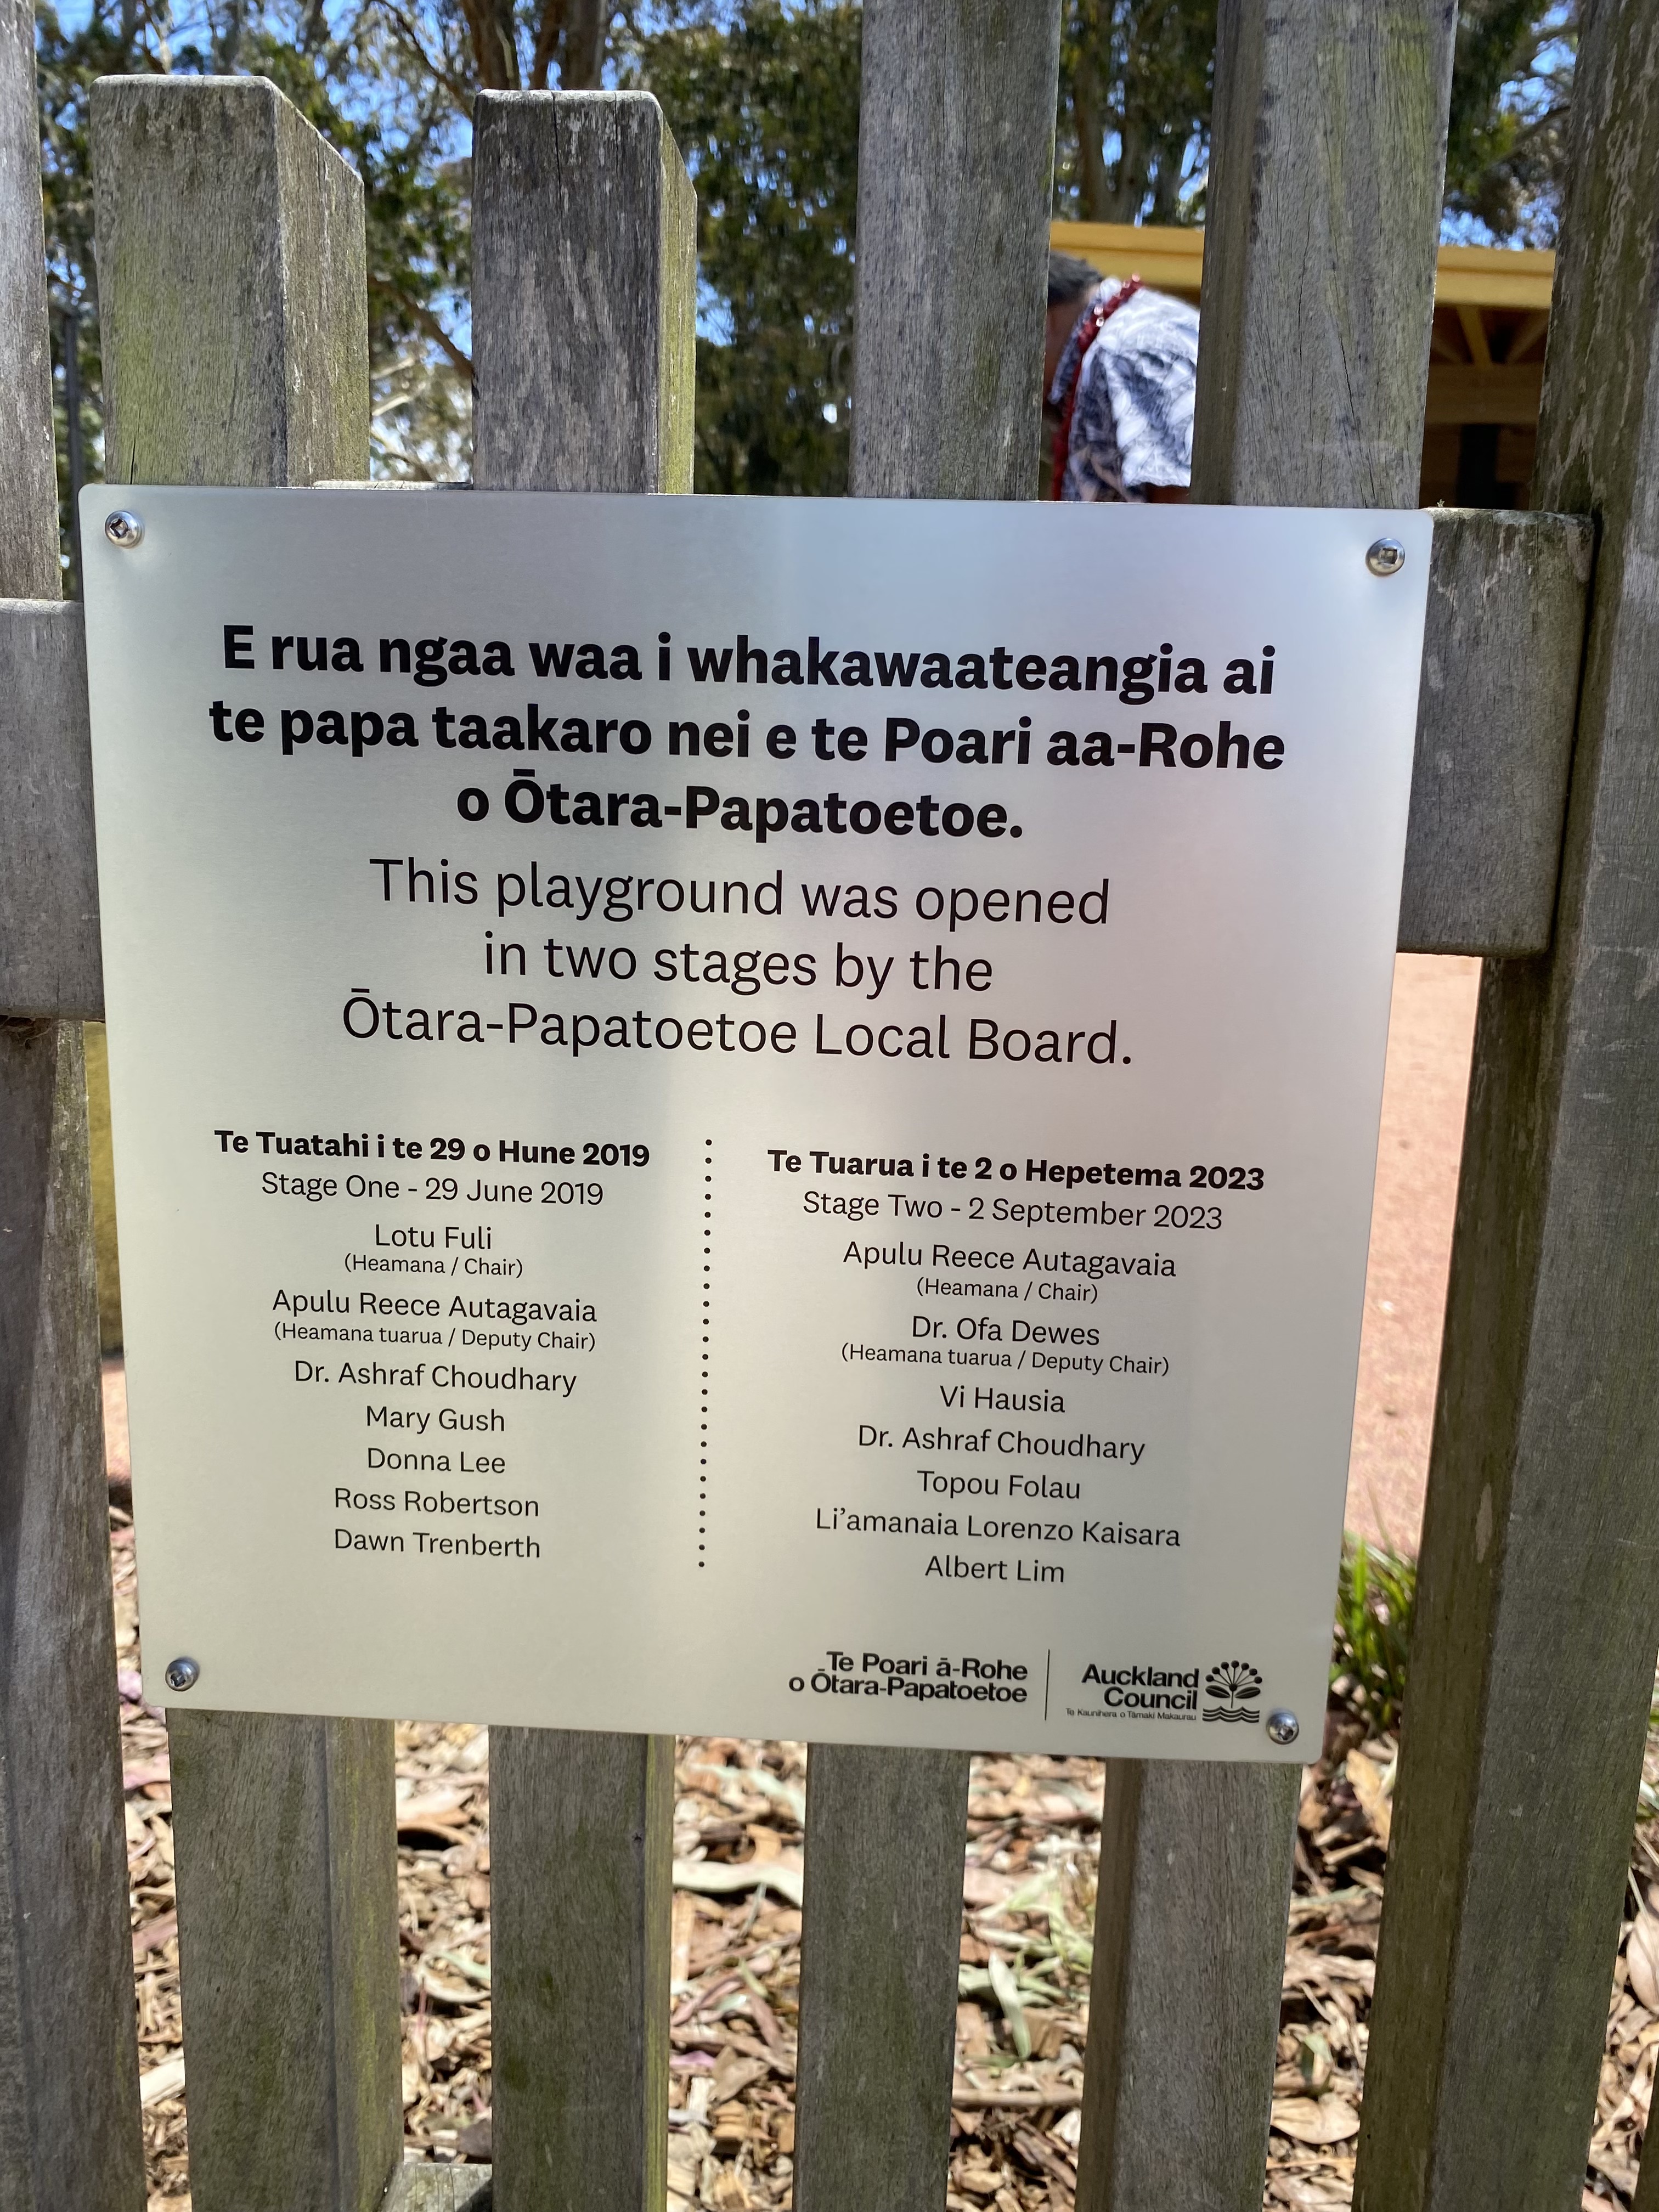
top-left (1050, 221), bottom-right (1554, 311)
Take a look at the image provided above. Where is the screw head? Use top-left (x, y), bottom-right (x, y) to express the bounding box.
top-left (104, 509), bottom-right (144, 548)
top-left (163, 1656), bottom-right (200, 1694)
top-left (1365, 537), bottom-right (1406, 578)
top-left (1266, 1708), bottom-right (1300, 1746)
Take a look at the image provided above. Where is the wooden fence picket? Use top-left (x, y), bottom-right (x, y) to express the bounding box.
top-left (1400, 511), bottom-right (1588, 957)
top-left (795, 1747), bottom-right (971, 2212)
top-left (1077, 7), bottom-right (1457, 2202)
top-left (89, 77), bottom-right (404, 2212)
top-left (0, 0), bottom-right (57, 588)
top-left (792, 8), bottom-right (1060, 2211)
top-left (0, 1041), bottom-right (143, 2212)
top-left (470, 89), bottom-right (693, 2212)
top-left (1357, 5), bottom-right (1659, 2205)
top-left (845, 0), bottom-right (1064, 508)
top-left (0, 0), bottom-right (95, 1034)
top-left (0, 0), bottom-right (144, 2203)
top-left (0, 1022), bottom-right (143, 2212)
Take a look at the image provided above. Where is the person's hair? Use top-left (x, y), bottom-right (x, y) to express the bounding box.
top-left (1048, 251), bottom-right (1099, 308)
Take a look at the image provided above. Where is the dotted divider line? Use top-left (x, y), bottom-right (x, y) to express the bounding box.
top-left (701, 1137), bottom-right (711, 1566)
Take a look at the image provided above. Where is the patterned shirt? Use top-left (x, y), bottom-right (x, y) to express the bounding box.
top-left (1048, 279), bottom-right (1200, 502)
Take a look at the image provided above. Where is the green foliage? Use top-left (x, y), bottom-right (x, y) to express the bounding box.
top-left (1053, 0), bottom-right (1574, 244)
top-left (1054, 0), bottom-right (1215, 225)
top-left (1444, 1), bottom-right (1576, 244)
top-left (1331, 1536), bottom-right (1418, 1735)
top-left (640, 1), bottom-right (860, 495)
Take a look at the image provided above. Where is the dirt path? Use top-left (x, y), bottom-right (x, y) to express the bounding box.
top-left (1344, 955), bottom-right (1481, 1550)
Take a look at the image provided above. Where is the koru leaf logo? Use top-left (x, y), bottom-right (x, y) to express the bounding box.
top-left (1203, 1661), bottom-right (1263, 1723)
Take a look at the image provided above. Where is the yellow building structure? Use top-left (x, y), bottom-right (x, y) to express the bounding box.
top-left (1052, 221), bottom-right (1553, 507)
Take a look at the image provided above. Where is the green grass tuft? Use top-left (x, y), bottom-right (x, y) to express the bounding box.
top-left (1331, 1535), bottom-right (1417, 1734)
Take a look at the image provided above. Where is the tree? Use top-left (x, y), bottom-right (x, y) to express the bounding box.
top-left (1053, 0), bottom-right (1215, 227)
top-left (639, 1), bottom-right (860, 494)
top-left (1052, 0), bottom-right (1576, 242)
top-left (1443, 0), bottom-right (1577, 244)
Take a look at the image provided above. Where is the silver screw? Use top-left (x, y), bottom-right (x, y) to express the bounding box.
top-left (104, 509), bottom-right (145, 548)
top-left (1365, 537), bottom-right (1406, 578)
top-left (1266, 1708), bottom-right (1300, 1746)
top-left (163, 1656), bottom-right (200, 1693)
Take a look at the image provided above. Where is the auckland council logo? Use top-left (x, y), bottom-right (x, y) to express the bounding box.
top-left (1203, 1660), bottom-right (1263, 1723)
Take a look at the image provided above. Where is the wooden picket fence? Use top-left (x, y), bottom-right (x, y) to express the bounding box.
top-left (4, 1), bottom-right (1659, 2208)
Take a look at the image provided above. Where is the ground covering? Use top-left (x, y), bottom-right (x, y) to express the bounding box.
top-left (110, 1499), bottom-right (1658, 2211)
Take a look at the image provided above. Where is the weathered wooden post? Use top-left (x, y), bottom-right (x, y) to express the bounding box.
top-left (470, 89), bottom-right (692, 2212)
top-left (0, 0), bottom-right (55, 567)
top-left (1077, 7), bottom-right (1458, 2205)
top-left (1359, 4), bottom-right (1659, 2204)
top-left (792, 9), bottom-right (1061, 2210)
top-left (0, 0), bottom-right (145, 2202)
top-left (90, 78), bottom-right (403, 2212)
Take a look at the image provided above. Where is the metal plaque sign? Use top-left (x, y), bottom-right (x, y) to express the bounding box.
top-left (82, 488), bottom-right (1430, 1758)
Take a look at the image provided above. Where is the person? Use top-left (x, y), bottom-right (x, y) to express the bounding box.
top-left (1044, 250), bottom-right (1199, 502)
